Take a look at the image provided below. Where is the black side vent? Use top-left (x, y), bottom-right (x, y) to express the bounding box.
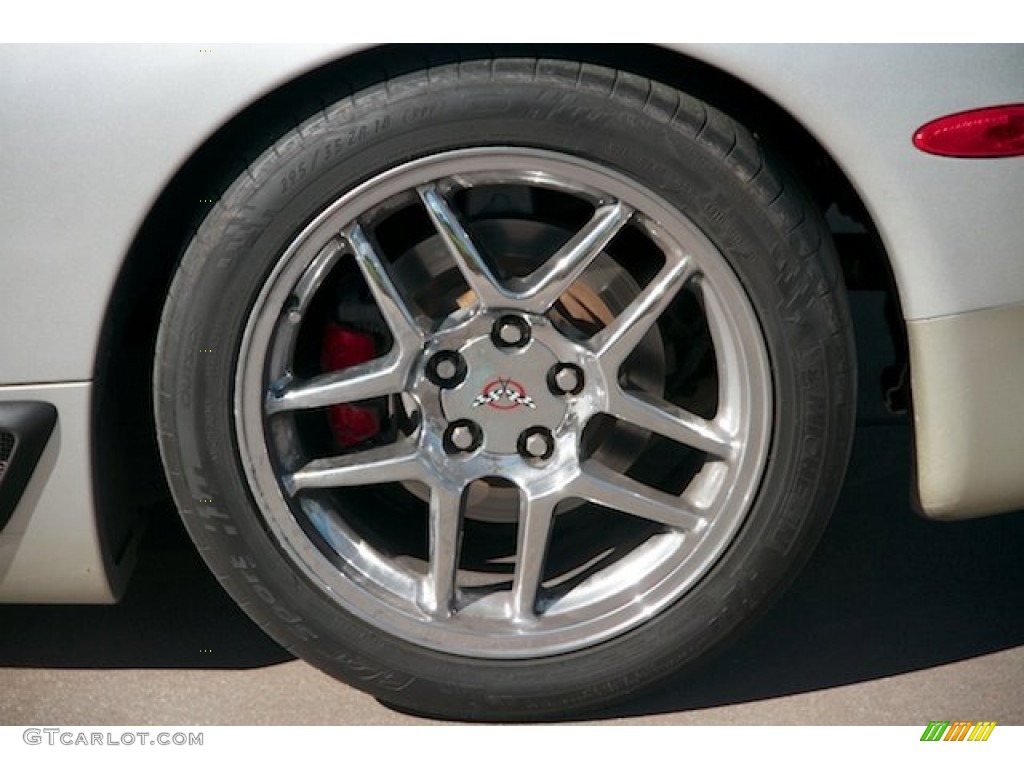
top-left (0, 402), bottom-right (57, 532)
top-left (0, 430), bottom-right (15, 479)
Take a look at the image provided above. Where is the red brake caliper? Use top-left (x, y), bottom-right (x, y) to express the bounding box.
top-left (320, 324), bottom-right (381, 446)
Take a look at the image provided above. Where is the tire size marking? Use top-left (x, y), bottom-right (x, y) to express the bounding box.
top-left (319, 138), bottom-right (346, 166)
top-left (279, 160), bottom-right (309, 196)
top-left (279, 117), bottom-right (393, 196)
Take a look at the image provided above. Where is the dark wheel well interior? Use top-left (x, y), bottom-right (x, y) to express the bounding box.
top-left (91, 43), bottom-right (905, 576)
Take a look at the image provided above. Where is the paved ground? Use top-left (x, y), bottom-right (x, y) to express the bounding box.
top-left (2, 417), bottom-right (1022, 726)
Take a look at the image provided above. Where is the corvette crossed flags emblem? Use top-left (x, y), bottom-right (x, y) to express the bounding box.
top-left (472, 378), bottom-right (536, 410)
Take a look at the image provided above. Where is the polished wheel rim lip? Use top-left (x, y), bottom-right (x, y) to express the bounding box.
top-left (234, 147), bottom-right (772, 659)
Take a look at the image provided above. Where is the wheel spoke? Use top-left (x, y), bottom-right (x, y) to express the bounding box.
top-left (264, 239), bottom-right (346, 384)
top-left (345, 223), bottom-right (428, 352)
top-left (423, 483), bottom-right (465, 618)
top-left (589, 256), bottom-right (696, 366)
top-left (569, 462), bottom-right (707, 532)
top-left (511, 493), bottom-right (557, 620)
top-left (512, 202), bottom-right (633, 313)
top-left (417, 183), bottom-right (506, 308)
top-left (607, 387), bottom-right (735, 460)
top-left (284, 441), bottom-right (423, 495)
top-left (266, 355), bottom-right (404, 414)
top-left (267, 226), bottom-right (425, 415)
top-left (292, 237), bottom-right (346, 314)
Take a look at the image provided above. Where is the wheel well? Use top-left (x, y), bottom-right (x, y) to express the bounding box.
top-left (92, 43), bottom-right (905, 561)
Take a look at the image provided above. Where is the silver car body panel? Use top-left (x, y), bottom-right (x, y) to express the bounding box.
top-left (908, 303), bottom-right (1024, 520)
top-left (0, 382), bottom-right (128, 601)
top-left (684, 44), bottom-right (1024, 322)
top-left (0, 44), bottom-right (1021, 600)
top-left (0, 44), bottom-right (348, 385)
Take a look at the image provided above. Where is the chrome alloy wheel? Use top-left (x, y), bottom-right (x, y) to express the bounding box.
top-left (235, 148), bottom-right (771, 659)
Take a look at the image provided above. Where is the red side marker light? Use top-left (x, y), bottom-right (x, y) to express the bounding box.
top-left (913, 105), bottom-right (1024, 158)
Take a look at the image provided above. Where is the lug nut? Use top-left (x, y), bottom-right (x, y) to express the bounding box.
top-left (426, 351), bottom-right (467, 389)
top-left (434, 358), bottom-right (457, 381)
top-left (444, 420), bottom-right (482, 454)
top-left (491, 315), bottom-right (531, 349)
top-left (548, 362), bottom-right (584, 396)
top-left (518, 427), bottom-right (555, 461)
top-left (524, 433), bottom-right (549, 457)
top-left (449, 425), bottom-right (474, 450)
top-left (499, 323), bottom-right (524, 345)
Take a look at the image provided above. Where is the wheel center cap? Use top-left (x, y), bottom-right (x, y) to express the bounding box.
top-left (441, 333), bottom-right (567, 455)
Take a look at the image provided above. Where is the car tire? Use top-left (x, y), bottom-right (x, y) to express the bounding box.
top-left (154, 58), bottom-right (855, 720)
